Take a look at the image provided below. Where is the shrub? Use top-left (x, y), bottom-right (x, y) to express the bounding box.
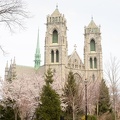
top-left (81, 115), bottom-right (97, 120)
top-left (87, 115), bottom-right (97, 120)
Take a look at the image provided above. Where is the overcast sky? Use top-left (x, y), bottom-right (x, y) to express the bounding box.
top-left (0, 0), bottom-right (120, 78)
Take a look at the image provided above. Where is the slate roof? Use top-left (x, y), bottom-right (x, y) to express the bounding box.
top-left (87, 19), bottom-right (98, 28)
top-left (15, 65), bottom-right (45, 78)
top-left (51, 8), bottom-right (61, 17)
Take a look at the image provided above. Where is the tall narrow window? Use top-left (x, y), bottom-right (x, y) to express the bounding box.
top-left (52, 30), bottom-right (58, 43)
top-left (94, 57), bottom-right (97, 68)
top-left (90, 39), bottom-right (95, 51)
top-left (51, 50), bottom-right (54, 63)
top-left (56, 50), bottom-right (59, 62)
top-left (90, 58), bottom-right (93, 69)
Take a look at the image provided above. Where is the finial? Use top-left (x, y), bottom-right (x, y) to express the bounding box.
top-left (74, 44), bottom-right (77, 51)
top-left (91, 15), bottom-right (93, 20)
top-left (13, 57), bottom-right (16, 64)
top-left (37, 28), bottom-right (40, 49)
top-left (56, 3), bottom-right (58, 9)
top-left (11, 59), bottom-right (12, 64)
top-left (38, 27), bottom-right (39, 33)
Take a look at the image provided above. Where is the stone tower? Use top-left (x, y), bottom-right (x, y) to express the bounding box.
top-left (44, 6), bottom-right (68, 80)
top-left (84, 18), bottom-right (103, 81)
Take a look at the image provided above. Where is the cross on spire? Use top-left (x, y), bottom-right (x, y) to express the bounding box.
top-left (91, 15), bottom-right (93, 20)
top-left (56, 4), bottom-right (58, 9)
top-left (74, 44), bottom-right (77, 51)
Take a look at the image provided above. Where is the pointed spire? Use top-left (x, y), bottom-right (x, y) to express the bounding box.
top-left (10, 59), bottom-right (12, 68)
top-left (91, 15), bottom-right (93, 20)
top-left (5, 61), bottom-right (9, 80)
top-left (6, 61), bottom-right (8, 69)
top-left (51, 5), bottom-right (61, 17)
top-left (74, 44), bottom-right (77, 51)
top-left (34, 28), bottom-right (41, 70)
top-left (12, 57), bottom-right (16, 69)
top-left (87, 18), bottom-right (98, 28)
top-left (13, 57), bottom-right (16, 65)
top-left (36, 28), bottom-right (40, 53)
top-left (5, 61), bottom-right (8, 73)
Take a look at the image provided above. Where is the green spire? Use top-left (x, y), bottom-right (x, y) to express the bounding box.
top-left (34, 28), bottom-right (41, 70)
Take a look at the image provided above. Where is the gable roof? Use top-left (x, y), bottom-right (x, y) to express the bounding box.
top-left (68, 50), bottom-right (83, 64)
top-left (87, 19), bottom-right (98, 28)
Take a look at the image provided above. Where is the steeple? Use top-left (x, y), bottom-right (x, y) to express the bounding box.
top-left (34, 29), bottom-right (41, 70)
top-left (84, 19), bottom-right (103, 81)
top-left (12, 57), bottom-right (16, 68)
top-left (87, 18), bottom-right (98, 28)
top-left (45, 7), bottom-right (68, 80)
top-left (84, 18), bottom-right (100, 35)
top-left (51, 5), bottom-right (61, 17)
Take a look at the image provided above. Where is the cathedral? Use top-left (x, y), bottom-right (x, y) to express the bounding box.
top-left (4, 7), bottom-right (103, 83)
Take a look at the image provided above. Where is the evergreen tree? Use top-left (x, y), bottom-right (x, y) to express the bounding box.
top-left (63, 71), bottom-right (81, 120)
top-left (98, 79), bottom-right (111, 115)
top-left (0, 98), bottom-right (20, 120)
top-left (35, 68), bottom-right (61, 120)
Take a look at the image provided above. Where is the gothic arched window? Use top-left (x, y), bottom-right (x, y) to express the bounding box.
top-left (52, 30), bottom-right (58, 43)
top-left (74, 73), bottom-right (82, 83)
top-left (56, 50), bottom-right (59, 62)
top-left (90, 39), bottom-right (96, 51)
top-left (51, 50), bottom-right (54, 63)
top-left (94, 57), bottom-right (97, 68)
top-left (90, 58), bottom-right (93, 69)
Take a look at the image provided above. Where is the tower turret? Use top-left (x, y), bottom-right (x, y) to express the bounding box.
top-left (12, 57), bottom-right (16, 79)
top-left (45, 6), bottom-right (68, 80)
top-left (5, 61), bottom-right (8, 80)
top-left (84, 18), bottom-right (103, 81)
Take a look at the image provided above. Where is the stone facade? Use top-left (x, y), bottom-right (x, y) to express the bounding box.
top-left (5, 7), bottom-right (103, 83)
top-left (44, 8), bottom-right (103, 82)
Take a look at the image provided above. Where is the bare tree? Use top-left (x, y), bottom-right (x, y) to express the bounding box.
top-left (104, 55), bottom-right (120, 120)
top-left (86, 78), bottom-right (100, 116)
top-left (0, 0), bottom-right (28, 31)
top-left (0, 0), bottom-right (28, 54)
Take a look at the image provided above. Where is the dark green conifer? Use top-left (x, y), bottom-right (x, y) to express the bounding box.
top-left (63, 71), bottom-right (81, 120)
top-left (35, 68), bottom-right (61, 120)
top-left (98, 79), bottom-right (111, 115)
top-left (0, 98), bottom-right (20, 120)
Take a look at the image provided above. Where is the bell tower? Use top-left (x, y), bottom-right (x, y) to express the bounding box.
top-left (84, 18), bottom-right (103, 81)
top-left (44, 6), bottom-right (68, 80)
